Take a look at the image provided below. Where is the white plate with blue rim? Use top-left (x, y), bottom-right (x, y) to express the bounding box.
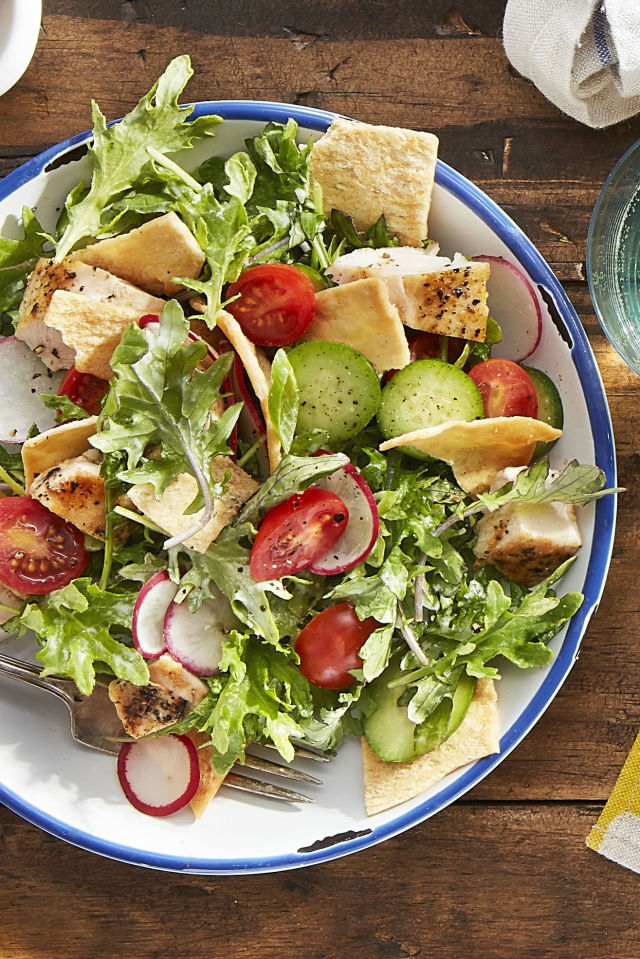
top-left (0, 101), bottom-right (616, 874)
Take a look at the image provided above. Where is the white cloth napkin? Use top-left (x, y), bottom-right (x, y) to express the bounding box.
top-left (503, 0), bottom-right (640, 128)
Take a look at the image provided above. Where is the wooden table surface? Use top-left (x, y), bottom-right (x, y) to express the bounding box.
top-left (1, 2), bottom-right (640, 956)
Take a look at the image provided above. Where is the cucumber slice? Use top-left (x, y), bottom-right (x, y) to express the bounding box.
top-left (377, 358), bottom-right (483, 459)
top-left (364, 658), bottom-right (478, 763)
top-left (288, 341), bottom-right (381, 446)
top-left (522, 366), bottom-right (564, 458)
top-left (363, 657), bottom-right (418, 762)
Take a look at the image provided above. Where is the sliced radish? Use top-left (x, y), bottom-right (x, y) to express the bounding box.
top-left (309, 459), bottom-right (379, 575)
top-left (132, 570), bottom-right (178, 658)
top-left (117, 733), bottom-right (200, 817)
top-left (163, 586), bottom-right (238, 676)
top-left (474, 255), bottom-right (542, 363)
top-left (0, 337), bottom-right (65, 443)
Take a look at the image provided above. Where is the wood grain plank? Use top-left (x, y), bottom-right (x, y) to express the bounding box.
top-left (47, 0), bottom-right (506, 38)
top-left (0, 801), bottom-right (634, 959)
top-left (2, 16), bottom-right (637, 284)
top-left (0, 20), bottom-right (594, 144)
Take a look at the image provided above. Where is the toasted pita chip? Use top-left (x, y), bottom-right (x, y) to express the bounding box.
top-left (302, 277), bottom-right (410, 372)
top-left (43, 290), bottom-right (145, 380)
top-left (310, 118), bottom-right (438, 245)
top-left (128, 455), bottom-right (258, 554)
top-left (186, 730), bottom-right (227, 818)
top-left (214, 309), bottom-right (282, 472)
top-left (380, 417), bottom-right (562, 494)
top-left (362, 678), bottom-right (500, 816)
top-left (75, 212), bottom-right (205, 297)
top-left (22, 416), bottom-right (98, 490)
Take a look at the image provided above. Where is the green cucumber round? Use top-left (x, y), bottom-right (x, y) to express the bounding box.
top-left (364, 658), bottom-right (478, 762)
top-left (363, 657), bottom-right (418, 762)
top-left (377, 358), bottom-right (483, 459)
top-left (288, 340), bottom-right (381, 446)
top-left (522, 365), bottom-right (564, 458)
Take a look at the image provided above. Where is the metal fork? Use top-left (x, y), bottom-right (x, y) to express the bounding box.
top-left (0, 653), bottom-right (326, 803)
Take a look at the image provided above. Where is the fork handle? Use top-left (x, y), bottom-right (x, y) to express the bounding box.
top-left (0, 654), bottom-right (73, 703)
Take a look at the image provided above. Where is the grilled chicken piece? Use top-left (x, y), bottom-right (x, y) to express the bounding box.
top-left (108, 678), bottom-right (186, 738)
top-left (473, 467), bottom-right (583, 586)
top-left (16, 257), bottom-right (165, 371)
top-left (327, 246), bottom-right (490, 342)
top-left (29, 449), bottom-right (106, 540)
top-left (148, 654), bottom-right (208, 707)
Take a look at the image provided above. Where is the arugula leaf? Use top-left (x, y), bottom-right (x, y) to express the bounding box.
top-left (268, 349), bottom-right (299, 454)
top-left (41, 393), bottom-right (91, 423)
top-left (235, 451), bottom-right (348, 525)
top-left (170, 630), bottom-right (359, 772)
top-left (328, 544), bottom-right (413, 625)
top-left (0, 208), bottom-right (48, 334)
top-left (328, 210), bottom-right (399, 250)
top-left (172, 522), bottom-right (284, 645)
top-left (172, 181), bottom-right (254, 321)
top-left (11, 579), bottom-right (145, 695)
top-left (92, 301), bottom-right (240, 548)
top-left (479, 458), bottom-right (620, 509)
top-left (55, 55), bottom-right (220, 260)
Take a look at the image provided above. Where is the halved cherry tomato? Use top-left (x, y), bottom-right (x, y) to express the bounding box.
top-left (250, 487), bottom-right (349, 582)
top-left (0, 497), bottom-right (88, 595)
top-left (226, 263), bottom-right (316, 347)
top-left (468, 358), bottom-right (538, 418)
top-left (59, 367), bottom-right (109, 417)
top-left (295, 602), bottom-right (377, 689)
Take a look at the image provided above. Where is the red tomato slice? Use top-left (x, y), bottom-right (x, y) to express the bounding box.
top-left (468, 358), bottom-right (538, 418)
top-left (250, 487), bottom-right (349, 582)
top-left (59, 367), bottom-right (109, 417)
top-left (295, 602), bottom-right (377, 689)
top-left (226, 263), bottom-right (316, 347)
top-left (0, 497), bottom-right (89, 595)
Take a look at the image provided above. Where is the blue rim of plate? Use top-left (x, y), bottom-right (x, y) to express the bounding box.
top-left (0, 100), bottom-right (617, 874)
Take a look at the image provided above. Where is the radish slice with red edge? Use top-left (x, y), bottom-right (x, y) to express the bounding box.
top-left (163, 586), bottom-right (238, 676)
top-left (309, 457), bottom-right (379, 575)
top-left (117, 734), bottom-right (200, 817)
top-left (474, 256), bottom-right (543, 363)
top-left (132, 570), bottom-right (178, 658)
top-left (0, 337), bottom-right (65, 443)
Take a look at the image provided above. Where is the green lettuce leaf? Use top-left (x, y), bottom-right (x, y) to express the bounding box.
top-left (92, 301), bottom-right (240, 546)
top-left (55, 54), bottom-right (220, 260)
top-left (268, 348), bottom-right (299, 455)
top-left (12, 578), bottom-right (146, 695)
top-left (235, 451), bottom-right (348, 525)
top-left (170, 630), bottom-right (359, 772)
top-left (0, 208), bottom-right (48, 334)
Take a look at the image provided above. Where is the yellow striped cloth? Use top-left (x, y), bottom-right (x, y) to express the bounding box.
top-left (588, 729), bottom-right (640, 871)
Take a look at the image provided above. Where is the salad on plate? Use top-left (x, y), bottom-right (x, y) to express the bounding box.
top-left (0, 56), bottom-right (617, 821)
